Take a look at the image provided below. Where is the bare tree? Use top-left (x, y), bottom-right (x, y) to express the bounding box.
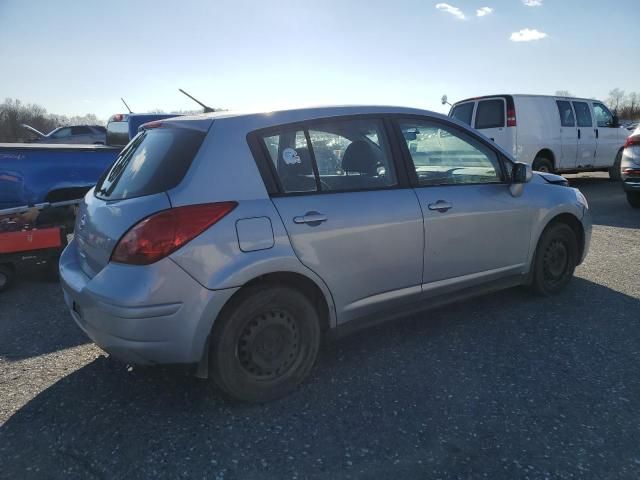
top-left (607, 88), bottom-right (625, 113)
top-left (554, 90), bottom-right (573, 97)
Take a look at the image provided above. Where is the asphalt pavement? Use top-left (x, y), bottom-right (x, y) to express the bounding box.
top-left (1, 173), bottom-right (639, 479)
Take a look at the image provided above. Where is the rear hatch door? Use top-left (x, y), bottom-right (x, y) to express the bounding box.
top-left (74, 120), bottom-right (209, 278)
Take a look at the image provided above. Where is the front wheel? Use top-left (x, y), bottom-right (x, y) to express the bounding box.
top-left (532, 156), bottom-right (553, 173)
top-left (530, 223), bottom-right (578, 296)
top-left (210, 285), bottom-right (321, 403)
top-left (609, 150), bottom-right (623, 181)
top-left (627, 191), bottom-right (640, 208)
top-left (0, 264), bottom-right (15, 293)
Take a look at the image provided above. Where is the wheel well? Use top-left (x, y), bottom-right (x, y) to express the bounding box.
top-left (546, 213), bottom-right (585, 263)
top-left (242, 272), bottom-right (331, 332)
top-left (534, 149), bottom-right (556, 169)
top-left (45, 187), bottom-right (90, 203)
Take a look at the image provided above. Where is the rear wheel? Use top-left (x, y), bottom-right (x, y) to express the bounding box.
top-left (210, 285), bottom-right (321, 403)
top-left (530, 223), bottom-right (578, 296)
top-left (532, 156), bottom-right (553, 173)
top-left (627, 191), bottom-right (640, 208)
top-left (609, 150), bottom-right (623, 181)
top-left (0, 264), bottom-right (15, 293)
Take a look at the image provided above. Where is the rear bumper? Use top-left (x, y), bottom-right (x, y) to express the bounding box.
top-left (59, 240), bottom-right (238, 365)
top-left (622, 178), bottom-right (640, 192)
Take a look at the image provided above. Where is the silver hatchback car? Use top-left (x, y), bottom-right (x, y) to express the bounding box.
top-left (60, 106), bottom-right (591, 402)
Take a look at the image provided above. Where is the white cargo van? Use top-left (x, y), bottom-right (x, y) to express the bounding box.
top-left (449, 95), bottom-right (628, 179)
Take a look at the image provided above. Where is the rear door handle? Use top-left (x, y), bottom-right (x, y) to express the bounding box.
top-left (578, 128), bottom-right (581, 139)
top-left (293, 212), bottom-right (328, 226)
top-left (595, 128), bottom-right (599, 139)
top-left (427, 200), bottom-right (453, 212)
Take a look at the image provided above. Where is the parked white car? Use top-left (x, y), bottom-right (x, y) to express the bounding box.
top-left (449, 95), bottom-right (628, 179)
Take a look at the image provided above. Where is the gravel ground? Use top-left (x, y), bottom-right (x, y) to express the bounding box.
top-left (1, 173), bottom-right (639, 479)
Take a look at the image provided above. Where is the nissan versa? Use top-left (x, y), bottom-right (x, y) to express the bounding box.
top-left (60, 106), bottom-right (592, 402)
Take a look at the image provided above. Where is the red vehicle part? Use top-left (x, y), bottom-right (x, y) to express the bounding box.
top-left (0, 227), bottom-right (63, 254)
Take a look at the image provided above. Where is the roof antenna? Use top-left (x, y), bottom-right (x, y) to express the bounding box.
top-left (121, 97), bottom-right (133, 114)
top-left (179, 88), bottom-right (215, 113)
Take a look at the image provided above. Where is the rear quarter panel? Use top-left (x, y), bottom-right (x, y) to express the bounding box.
top-left (0, 144), bottom-right (119, 209)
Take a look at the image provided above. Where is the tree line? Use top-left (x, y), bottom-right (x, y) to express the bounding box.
top-left (0, 98), bottom-right (103, 143)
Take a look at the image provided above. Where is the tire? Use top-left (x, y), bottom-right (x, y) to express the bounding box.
top-left (627, 191), bottom-right (640, 208)
top-left (609, 150), bottom-right (623, 181)
top-left (532, 156), bottom-right (553, 173)
top-left (530, 223), bottom-right (578, 296)
top-left (0, 264), bottom-right (15, 293)
top-left (210, 285), bottom-right (321, 403)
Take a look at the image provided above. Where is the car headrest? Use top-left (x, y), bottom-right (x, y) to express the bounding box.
top-left (341, 141), bottom-right (377, 175)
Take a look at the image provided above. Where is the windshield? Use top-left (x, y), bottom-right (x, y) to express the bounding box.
top-left (95, 127), bottom-right (205, 200)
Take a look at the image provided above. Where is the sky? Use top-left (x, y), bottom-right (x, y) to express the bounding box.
top-left (0, 0), bottom-right (638, 121)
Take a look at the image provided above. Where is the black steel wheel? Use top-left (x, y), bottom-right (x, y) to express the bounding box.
top-left (530, 223), bottom-right (578, 296)
top-left (210, 285), bottom-right (321, 403)
top-left (0, 264), bottom-right (15, 293)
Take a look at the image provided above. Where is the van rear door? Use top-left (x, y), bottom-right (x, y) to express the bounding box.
top-left (473, 97), bottom-right (516, 158)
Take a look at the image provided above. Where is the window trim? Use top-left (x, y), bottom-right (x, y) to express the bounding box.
top-left (246, 114), bottom-right (413, 197)
top-left (390, 114), bottom-right (511, 189)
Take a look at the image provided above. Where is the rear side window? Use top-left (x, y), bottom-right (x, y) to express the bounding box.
top-left (106, 121), bottom-right (130, 146)
top-left (475, 99), bottom-right (505, 129)
top-left (450, 103), bottom-right (474, 126)
top-left (572, 101), bottom-right (593, 127)
top-left (71, 126), bottom-right (92, 135)
top-left (259, 118), bottom-right (397, 194)
top-left (95, 127), bottom-right (205, 200)
top-left (556, 100), bottom-right (575, 127)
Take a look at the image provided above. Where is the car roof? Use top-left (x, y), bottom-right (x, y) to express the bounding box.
top-left (163, 105), bottom-right (449, 131)
top-left (453, 94), bottom-right (604, 105)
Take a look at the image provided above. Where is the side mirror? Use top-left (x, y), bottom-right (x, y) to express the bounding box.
top-left (509, 162), bottom-right (532, 197)
top-left (512, 162), bottom-right (533, 183)
top-left (612, 114), bottom-right (620, 127)
top-left (441, 95), bottom-right (448, 106)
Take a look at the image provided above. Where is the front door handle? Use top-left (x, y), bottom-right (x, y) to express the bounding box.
top-left (595, 128), bottom-right (599, 139)
top-left (578, 128), bottom-right (581, 139)
top-left (293, 211), bottom-right (328, 226)
top-left (427, 200), bottom-right (453, 213)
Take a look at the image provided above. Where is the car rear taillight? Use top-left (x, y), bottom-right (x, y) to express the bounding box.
top-left (507, 108), bottom-right (517, 127)
top-left (624, 136), bottom-right (640, 148)
top-left (111, 202), bottom-right (237, 265)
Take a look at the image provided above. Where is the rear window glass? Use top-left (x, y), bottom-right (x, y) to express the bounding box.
top-left (450, 102), bottom-right (474, 126)
top-left (95, 127), bottom-right (205, 200)
top-left (106, 121), bottom-right (130, 146)
top-left (475, 99), bottom-right (505, 129)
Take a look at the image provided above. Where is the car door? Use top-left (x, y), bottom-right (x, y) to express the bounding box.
top-left (256, 117), bottom-right (424, 324)
top-left (555, 100), bottom-right (579, 169)
top-left (395, 116), bottom-right (532, 295)
top-left (473, 98), bottom-right (508, 145)
top-left (592, 101), bottom-right (621, 167)
top-left (572, 101), bottom-right (597, 168)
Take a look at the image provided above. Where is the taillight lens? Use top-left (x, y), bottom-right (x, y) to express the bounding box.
top-left (507, 109), bottom-right (517, 127)
top-left (624, 135), bottom-right (640, 148)
top-left (111, 202), bottom-right (237, 265)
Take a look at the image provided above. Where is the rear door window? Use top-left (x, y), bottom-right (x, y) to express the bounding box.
top-left (259, 118), bottom-right (397, 194)
top-left (450, 102), bottom-right (474, 126)
top-left (556, 100), bottom-right (575, 127)
top-left (572, 101), bottom-right (593, 127)
top-left (95, 127), bottom-right (206, 200)
top-left (475, 99), bottom-right (505, 129)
